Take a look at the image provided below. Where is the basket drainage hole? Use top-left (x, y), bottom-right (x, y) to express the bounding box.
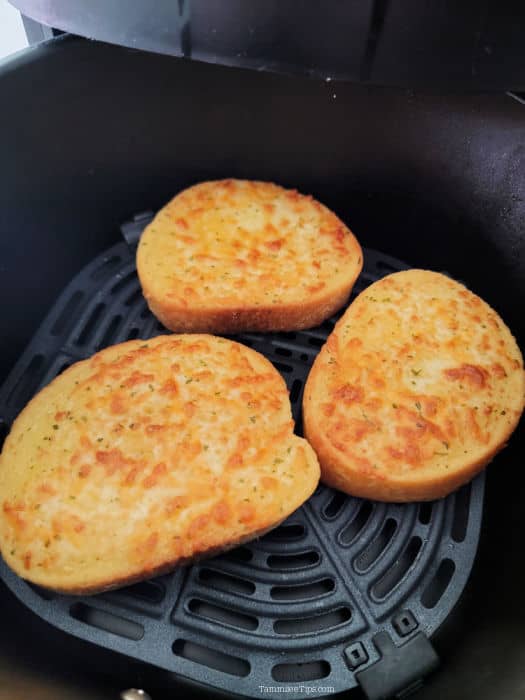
top-left (173, 639), bottom-right (250, 677)
top-left (97, 315), bottom-right (122, 351)
top-left (51, 290), bottom-right (84, 336)
top-left (273, 361), bottom-right (293, 374)
top-left (188, 599), bottom-right (258, 630)
top-left (323, 491), bottom-right (348, 519)
top-left (271, 578), bottom-right (335, 601)
top-left (117, 580), bottom-right (165, 603)
top-left (274, 607), bottom-right (351, 634)
top-left (221, 546), bottom-right (253, 563)
top-left (452, 483), bottom-right (471, 542)
top-left (320, 319), bottom-right (335, 333)
top-left (421, 559), bottom-right (456, 608)
top-left (372, 536), bottom-right (422, 600)
top-left (339, 501), bottom-right (374, 545)
top-left (263, 523), bottom-right (305, 542)
top-left (76, 303), bottom-right (106, 346)
top-left (354, 518), bottom-right (397, 572)
top-left (70, 603), bottom-right (144, 640)
top-left (274, 346), bottom-right (293, 357)
top-left (125, 287), bottom-right (143, 307)
top-left (272, 660), bottom-right (330, 683)
top-left (307, 336), bottom-right (324, 348)
top-left (418, 502), bottom-right (433, 525)
top-left (267, 551), bottom-right (319, 570)
top-left (198, 568), bottom-right (255, 595)
top-left (289, 379), bottom-right (303, 405)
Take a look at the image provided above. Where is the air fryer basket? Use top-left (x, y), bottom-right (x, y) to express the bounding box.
top-left (0, 217), bottom-right (484, 699)
top-left (0, 35), bottom-right (524, 700)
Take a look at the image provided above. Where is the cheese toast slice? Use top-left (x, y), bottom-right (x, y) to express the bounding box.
top-left (0, 335), bottom-right (320, 593)
top-left (137, 179), bottom-right (362, 333)
top-left (303, 269), bottom-right (525, 502)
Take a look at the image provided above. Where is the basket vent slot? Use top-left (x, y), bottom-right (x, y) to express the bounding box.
top-left (76, 303), bottom-right (105, 346)
top-left (97, 315), bottom-right (122, 350)
top-left (263, 524), bottom-right (306, 542)
top-left (70, 603), bottom-right (144, 640)
top-left (323, 492), bottom-right (347, 520)
top-left (173, 639), bottom-right (250, 677)
top-left (289, 378), bottom-right (303, 404)
top-left (418, 502), bottom-right (433, 525)
top-left (340, 501), bottom-right (374, 544)
top-left (118, 579), bottom-right (165, 604)
top-left (221, 546), bottom-right (253, 564)
top-left (372, 536), bottom-right (422, 599)
top-left (271, 578), bottom-right (335, 601)
top-left (452, 483), bottom-right (471, 542)
top-left (51, 291), bottom-right (84, 336)
top-left (198, 568), bottom-right (256, 596)
top-left (355, 518), bottom-right (397, 572)
top-left (272, 660), bottom-right (330, 682)
top-left (274, 607), bottom-right (351, 634)
top-left (273, 361), bottom-right (293, 374)
top-left (188, 599), bottom-right (258, 631)
top-left (267, 551), bottom-right (320, 570)
top-left (421, 559), bottom-right (456, 608)
top-left (274, 346), bottom-right (292, 357)
top-left (124, 287), bottom-right (143, 307)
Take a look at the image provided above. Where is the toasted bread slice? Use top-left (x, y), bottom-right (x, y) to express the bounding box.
top-left (136, 179), bottom-right (362, 333)
top-left (303, 269), bottom-right (525, 502)
top-left (0, 335), bottom-right (319, 594)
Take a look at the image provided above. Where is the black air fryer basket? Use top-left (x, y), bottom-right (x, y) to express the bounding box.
top-left (0, 4), bottom-right (525, 700)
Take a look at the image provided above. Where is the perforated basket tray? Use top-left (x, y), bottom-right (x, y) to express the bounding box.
top-left (0, 216), bottom-right (484, 700)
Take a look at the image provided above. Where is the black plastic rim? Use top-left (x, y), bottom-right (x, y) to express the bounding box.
top-left (0, 220), bottom-right (484, 699)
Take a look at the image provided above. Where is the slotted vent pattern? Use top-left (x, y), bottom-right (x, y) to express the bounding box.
top-left (0, 217), bottom-right (485, 699)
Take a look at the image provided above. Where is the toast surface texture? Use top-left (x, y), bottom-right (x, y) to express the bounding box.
top-left (303, 269), bottom-right (525, 502)
top-left (0, 335), bottom-right (320, 594)
top-left (136, 179), bottom-right (362, 332)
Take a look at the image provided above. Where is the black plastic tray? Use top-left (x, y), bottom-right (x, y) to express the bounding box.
top-left (0, 219), bottom-right (484, 700)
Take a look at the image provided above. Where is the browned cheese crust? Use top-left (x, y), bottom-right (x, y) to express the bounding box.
top-left (303, 270), bottom-right (525, 502)
top-left (0, 335), bottom-right (320, 593)
top-left (136, 179), bottom-right (363, 333)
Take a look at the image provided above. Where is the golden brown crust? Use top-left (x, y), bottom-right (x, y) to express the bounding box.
top-left (0, 335), bottom-right (320, 593)
top-left (146, 284), bottom-right (353, 334)
top-left (303, 270), bottom-right (525, 502)
top-left (48, 518), bottom-right (287, 596)
top-left (137, 179), bottom-right (362, 333)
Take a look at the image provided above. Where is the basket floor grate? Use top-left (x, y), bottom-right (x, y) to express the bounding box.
top-left (0, 215), bottom-right (484, 699)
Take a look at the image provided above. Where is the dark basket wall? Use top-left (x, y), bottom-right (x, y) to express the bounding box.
top-left (0, 34), bottom-right (524, 700)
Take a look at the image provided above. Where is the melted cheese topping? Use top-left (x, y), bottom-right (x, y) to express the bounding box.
top-left (137, 179), bottom-right (361, 309)
top-left (0, 335), bottom-right (319, 592)
top-left (305, 269), bottom-right (524, 494)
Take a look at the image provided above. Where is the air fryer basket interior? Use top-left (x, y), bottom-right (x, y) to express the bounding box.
top-left (0, 35), bottom-right (524, 700)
